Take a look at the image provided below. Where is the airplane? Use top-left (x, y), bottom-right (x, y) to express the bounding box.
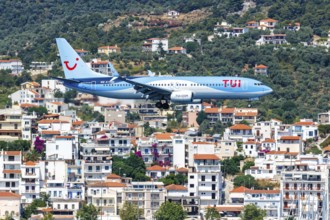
top-left (54, 38), bottom-right (273, 109)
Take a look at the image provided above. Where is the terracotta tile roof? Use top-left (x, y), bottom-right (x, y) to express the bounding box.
top-left (98, 45), bottom-right (120, 49)
top-left (204, 107), bottom-right (219, 114)
top-left (55, 136), bottom-right (74, 139)
top-left (176, 167), bottom-right (188, 173)
top-left (154, 133), bottom-right (173, 140)
top-left (192, 141), bottom-right (213, 145)
top-left (50, 102), bottom-right (65, 106)
top-left (262, 138), bottom-right (276, 143)
top-left (44, 114), bottom-right (60, 118)
top-left (72, 121), bottom-right (84, 126)
top-left (235, 112), bottom-right (258, 117)
top-left (0, 191), bottom-right (21, 198)
top-left (266, 151), bottom-right (298, 156)
top-left (230, 186), bottom-right (249, 193)
top-left (220, 108), bottom-right (235, 113)
top-left (215, 205), bottom-right (244, 212)
top-left (41, 207), bottom-right (52, 212)
top-left (29, 90), bottom-right (40, 95)
top-left (165, 184), bottom-right (187, 191)
top-left (260, 18), bottom-right (278, 23)
top-left (75, 49), bottom-right (88, 53)
top-left (25, 161), bottom-right (37, 166)
top-left (89, 182), bottom-right (126, 187)
top-left (106, 173), bottom-right (121, 179)
top-left (193, 154), bottom-right (219, 160)
top-left (202, 102), bottom-right (213, 107)
top-left (294, 121), bottom-right (315, 126)
top-left (38, 119), bottom-right (70, 124)
top-left (244, 141), bottom-right (257, 145)
top-left (245, 189), bottom-right (280, 194)
top-left (323, 145), bottom-right (330, 152)
top-left (147, 165), bottom-right (166, 171)
top-left (171, 128), bottom-right (188, 133)
top-left (1, 151), bottom-right (21, 156)
top-left (280, 136), bottom-right (300, 140)
top-left (3, 169), bottom-right (21, 174)
top-left (246, 20), bottom-right (257, 24)
top-left (20, 103), bottom-right (39, 108)
top-left (168, 47), bottom-right (185, 51)
top-left (41, 130), bottom-right (61, 135)
top-left (255, 64), bottom-right (268, 69)
top-left (229, 124), bottom-right (251, 130)
top-left (0, 130), bottom-right (21, 133)
top-left (271, 118), bottom-right (282, 122)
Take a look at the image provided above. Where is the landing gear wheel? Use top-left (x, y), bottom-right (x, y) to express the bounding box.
top-left (162, 103), bottom-right (169, 110)
top-left (156, 102), bottom-right (162, 109)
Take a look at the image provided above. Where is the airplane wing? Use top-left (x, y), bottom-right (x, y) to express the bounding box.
top-left (120, 77), bottom-right (172, 99)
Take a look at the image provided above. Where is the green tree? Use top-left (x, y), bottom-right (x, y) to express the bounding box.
top-left (199, 119), bottom-right (211, 134)
top-left (233, 175), bottom-right (258, 189)
top-left (22, 198), bottom-right (46, 219)
top-left (143, 122), bottom-right (156, 136)
top-left (154, 202), bottom-right (187, 220)
top-left (54, 90), bottom-right (63, 98)
top-left (242, 161), bottom-right (255, 172)
top-left (240, 204), bottom-right (266, 220)
top-left (119, 202), bottom-right (142, 220)
top-left (28, 106), bottom-right (48, 116)
top-left (205, 207), bottom-right (220, 220)
top-left (159, 174), bottom-right (187, 186)
top-left (42, 212), bottom-right (54, 220)
top-left (196, 111), bottom-right (207, 125)
top-left (126, 111), bottom-right (141, 123)
top-left (221, 155), bottom-right (244, 176)
top-left (112, 154), bottom-right (149, 181)
top-left (64, 89), bottom-right (77, 103)
top-left (76, 203), bottom-right (99, 220)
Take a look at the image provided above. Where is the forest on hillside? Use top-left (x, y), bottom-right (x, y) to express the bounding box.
top-left (0, 0), bottom-right (329, 122)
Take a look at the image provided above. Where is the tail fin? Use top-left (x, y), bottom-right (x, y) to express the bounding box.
top-left (56, 38), bottom-right (106, 79)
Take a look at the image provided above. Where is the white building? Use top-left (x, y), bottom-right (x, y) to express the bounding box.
top-left (0, 191), bottom-right (21, 219)
top-left (291, 121), bottom-right (318, 141)
top-left (318, 111), bottom-right (330, 124)
top-left (188, 154), bottom-right (222, 207)
top-left (277, 136), bottom-right (302, 153)
top-left (256, 34), bottom-right (288, 46)
top-left (243, 140), bottom-right (260, 158)
top-left (142, 38), bottom-right (169, 52)
top-left (46, 102), bottom-right (69, 114)
top-left (122, 182), bottom-right (166, 220)
top-left (42, 79), bottom-right (67, 93)
top-left (172, 135), bottom-right (186, 168)
top-left (281, 168), bottom-right (329, 219)
top-left (87, 181), bottom-right (125, 219)
top-left (188, 142), bottom-right (215, 166)
top-left (0, 59), bottom-right (24, 74)
top-left (0, 151), bottom-right (22, 194)
top-left (214, 140), bottom-right (237, 160)
top-left (20, 161), bottom-right (42, 205)
top-left (21, 112), bottom-right (38, 140)
top-left (0, 108), bottom-right (22, 141)
top-left (46, 136), bottom-right (77, 160)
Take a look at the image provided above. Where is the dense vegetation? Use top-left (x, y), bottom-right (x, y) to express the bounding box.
top-left (0, 0), bottom-right (329, 121)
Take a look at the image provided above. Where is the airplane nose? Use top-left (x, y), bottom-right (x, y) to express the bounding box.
top-left (265, 86), bottom-right (273, 94)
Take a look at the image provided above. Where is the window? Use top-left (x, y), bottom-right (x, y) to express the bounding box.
top-left (212, 193), bottom-right (216, 199)
top-left (212, 176), bottom-right (216, 181)
top-left (105, 166), bottom-right (109, 170)
top-left (201, 176), bottom-right (205, 181)
top-left (190, 184), bottom-right (194, 188)
top-left (190, 175), bottom-right (194, 179)
top-left (58, 204), bottom-right (60, 209)
top-left (190, 193), bottom-right (194, 196)
top-left (56, 145), bottom-right (59, 150)
top-left (64, 204), bottom-right (68, 209)
top-left (72, 204), bottom-right (75, 209)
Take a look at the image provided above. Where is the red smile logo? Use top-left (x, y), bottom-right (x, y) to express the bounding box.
top-left (64, 58), bottom-right (79, 71)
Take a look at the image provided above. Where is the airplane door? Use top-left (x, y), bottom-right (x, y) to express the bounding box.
top-left (241, 80), bottom-right (248, 91)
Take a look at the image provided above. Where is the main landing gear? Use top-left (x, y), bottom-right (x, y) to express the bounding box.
top-left (156, 101), bottom-right (169, 110)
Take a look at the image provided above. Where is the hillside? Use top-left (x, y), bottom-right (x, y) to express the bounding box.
top-left (0, 0), bottom-right (329, 122)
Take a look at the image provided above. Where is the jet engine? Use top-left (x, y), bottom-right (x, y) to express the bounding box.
top-left (170, 91), bottom-right (195, 103)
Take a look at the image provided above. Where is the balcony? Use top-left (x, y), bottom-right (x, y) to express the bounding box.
top-left (85, 160), bottom-right (112, 164)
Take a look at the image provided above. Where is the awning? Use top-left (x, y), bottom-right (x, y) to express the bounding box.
top-left (95, 147), bottom-right (109, 151)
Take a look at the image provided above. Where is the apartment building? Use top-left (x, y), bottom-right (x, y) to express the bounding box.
top-left (224, 124), bottom-right (253, 142)
top-left (80, 145), bottom-right (112, 182)
top-left (214, 140), bottom-right (237, 159)
top-left (122, 182), bottom-right (166, 220)
top-left (97, 45), bottom-right (121, 55)
top-left (138, 133), bottom-right (174, 166)
top-left (256, 34), bottom-right (288, 45)
top-left (46, 136), bottom-right (77, 160)
top-left (142, 38), bottom-right (168, 52)
top-left (188, 154), bottom-right (222, 207)
top-left (0, 108), bottom-right (22, 141)
top-left (281, 167), bottom-right (329, 219)
top-left (87, 181), bottom-right (126, 219)
top-left (20, 161), bottom-right (42, 205)
top-left (0, 151), bottom-right (22, 194)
